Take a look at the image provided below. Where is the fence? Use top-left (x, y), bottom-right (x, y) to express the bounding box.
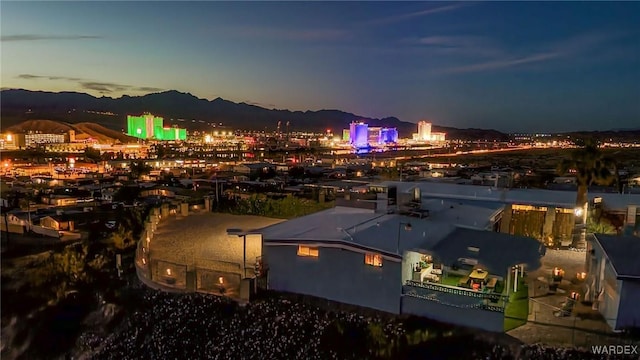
top-left (522, 297), bottom-right (640, 349)
top-left (152, 259), bottom-right (188, 289)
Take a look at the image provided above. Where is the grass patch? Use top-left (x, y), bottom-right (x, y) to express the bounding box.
top-left (504, 283), bottom-right (529, 331)
top-left (440, 274), bottom-right (463, 287)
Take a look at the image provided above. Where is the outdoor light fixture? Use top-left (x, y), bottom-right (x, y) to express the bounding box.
top-left (218, 276), bottom-right (224, 284)
top-left (166, 268), bottom-right (172, 276)
top-left (574, 207), bottom-right (584, 217)
top-left (577, 272), bottom-right (587, 280)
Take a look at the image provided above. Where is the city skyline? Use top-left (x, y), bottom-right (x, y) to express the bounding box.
top-left (2, 2), bottom-right (639, 132)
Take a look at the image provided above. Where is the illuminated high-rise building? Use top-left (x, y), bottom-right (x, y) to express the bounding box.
top-left (418, 121), bottom-right (432, 141)
top-left (342, 129), bottom-right (350, 142)
top-left (368, 127), bottom-right (382, 145)
top-left (380, 128), bottom-right (398, 143)
top-left (349, 121), bottom-right (369, 148)
top-left (127, 113), bottom-right (186, 141)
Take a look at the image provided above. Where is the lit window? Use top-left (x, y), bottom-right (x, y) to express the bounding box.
top-left (297, 245), bottom-right (319, 257)
top-left (365, 253), bottom-right (383, 267)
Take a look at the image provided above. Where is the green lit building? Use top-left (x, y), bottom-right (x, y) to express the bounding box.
top-left (127, 113), bottom-right (187, 141)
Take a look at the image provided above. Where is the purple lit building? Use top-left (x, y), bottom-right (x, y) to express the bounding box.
top-left (349, 122), bottom-right (369, 148)
top-left (380, 128), bottom-right (398, 144)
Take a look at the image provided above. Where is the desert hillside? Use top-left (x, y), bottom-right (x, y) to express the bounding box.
top-left (6, 119), bottom-right (135, 144)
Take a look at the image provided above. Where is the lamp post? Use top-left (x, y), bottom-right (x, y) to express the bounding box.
top-left (397, 221), bottom-right (412, 254)
top-left (227, 228), bottom-right (250, 278)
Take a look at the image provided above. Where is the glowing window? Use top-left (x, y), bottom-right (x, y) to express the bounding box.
top-left (297, 245), bottom-right (319, 257)
top-left (365, 253), bottom-right (383, 267)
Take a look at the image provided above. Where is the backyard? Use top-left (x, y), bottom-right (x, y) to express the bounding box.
top-left (504, 282), bottom-right (529, 331)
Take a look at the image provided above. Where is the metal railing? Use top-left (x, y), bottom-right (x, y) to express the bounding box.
top-left (403, 287), bottom-right (505, 313)
top-left (405, 280), bottom-right (509, 303)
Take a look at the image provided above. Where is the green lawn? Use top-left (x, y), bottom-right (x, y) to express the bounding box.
top-left (504, 283), bottom-right (529, 331)
top-left (440, 274), bottom-right (463, 287)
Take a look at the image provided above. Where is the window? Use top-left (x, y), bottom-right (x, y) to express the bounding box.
top-left (365, 253), bottom-right (383, 267)
top-left (297, 245), bottom-right (319, 257)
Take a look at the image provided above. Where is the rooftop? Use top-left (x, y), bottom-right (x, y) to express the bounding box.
top-left (261, 200), bottom-right (511, 253)
top-left (430, 227), bottom-right (545, 274)
top-left (377, 181), bottom-right (640, 211)
top-left (594, 234), bottom-right (640, 279)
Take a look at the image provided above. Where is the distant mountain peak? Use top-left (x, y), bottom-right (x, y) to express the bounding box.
top-left (0, 88), bottom-right (511, 141)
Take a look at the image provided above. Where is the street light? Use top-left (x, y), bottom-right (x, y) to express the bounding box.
top-left (397, 221), bottom-right (412, 254)
top-left (227, 228), bottom-right (258, 278)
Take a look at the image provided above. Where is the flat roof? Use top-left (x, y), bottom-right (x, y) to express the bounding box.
top-left (595, 234), bottom-right (640, 279)
top-left (421, 199), bottom-right (503, 229)
top-left (377, 181), bottom-right (640, 211)
top-left (430, 228), bottom-right (544, 274)
top-left (261, 201), bottom-right (508, 255)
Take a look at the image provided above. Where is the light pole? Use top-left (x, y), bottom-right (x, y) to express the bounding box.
top-left (397, 221), bottom-right (412, 254)
top-left (227, 228), bottom-right (251, 278)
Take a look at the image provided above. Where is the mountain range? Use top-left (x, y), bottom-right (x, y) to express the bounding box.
top-left (0, 89), bottom-right (509, 141)
top-left (2, 89), bottom-right (638, 142)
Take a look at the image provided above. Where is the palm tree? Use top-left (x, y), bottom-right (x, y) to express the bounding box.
top-left (129, 160), bottom-right (152, 180)
top-left (2, 206), bottom-right (10, 249)
top-left (587, 218), bottom-right (617, 235)
top-left (557, 140), bottom-right (617, 248)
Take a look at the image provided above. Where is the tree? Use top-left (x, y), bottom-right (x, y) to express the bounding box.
top-left (557, 140), bottom-right (617, 247)
top-left (2, 206), bottom-right (10, 248)
top-left (83, 146), bottom-right (102, 163)
top-left (288, 166), bottom-right (305, 179)
top-left (129, 160), bottom-right (152, 180)
top-left (155, 144), bottom-right (167, 159)
top-left (587, 216), bottom-right (617, 235)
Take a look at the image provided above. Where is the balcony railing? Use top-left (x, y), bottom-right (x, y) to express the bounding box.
top-left (403, 287), bottom-right (505, 313)
top-left (405, 280), bottom-right (509, 303)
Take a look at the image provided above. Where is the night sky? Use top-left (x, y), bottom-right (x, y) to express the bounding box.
top-left (2, 2), bottom-right (639, 132)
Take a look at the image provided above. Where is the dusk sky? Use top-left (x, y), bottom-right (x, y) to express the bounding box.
top-left (2, 1), bottom-right (639, 132)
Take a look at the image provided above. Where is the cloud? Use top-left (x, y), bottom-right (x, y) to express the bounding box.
top-left (15, 73), bottom-right (163, 94)
top-left (231, 27), bottom-right (350, 41)
top-left (1, 34), bottom-right (102, 42)
top-left (409, 35), bottom-right (505, 58)
top-left (433, 30), bottom-right (622, 74)
top-left (243, 100), bottom-right (276, 108)
top-left (135, 86), bottom-right (165, 93)
top-left (362, 3), bottom-right (468, 26)
top-left (80, 82), bottom-right (131, 93)
top-left (440, 52), bottom-right (560, 74)
top-left (17, 74), bottom-right (82, 81)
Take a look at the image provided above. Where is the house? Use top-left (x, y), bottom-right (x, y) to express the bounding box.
top-left (140, 187), bottom-right (176, 198)
top-left (586, 234), bottom-right (640, 331)
top-left (40, 215), bottom-right (75, 231)
top-left (46, 195), bottom-right (79, 206)
top-left (257, 201), bottom-right (544, 332)
top-left (376, 181), bottom-right (640, 244)
top-left (233, 162), bottom-right (276, 177)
